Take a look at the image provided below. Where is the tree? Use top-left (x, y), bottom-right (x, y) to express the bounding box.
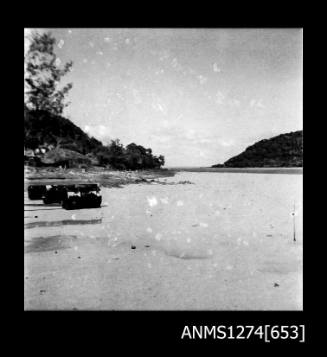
top-left (158, 155), bottom-right (165, 167)
top-left (24, 31), bottom-right (73, 115)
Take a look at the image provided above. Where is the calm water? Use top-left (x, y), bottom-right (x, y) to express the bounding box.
top-left (166, 167), bottom-right (303, 175)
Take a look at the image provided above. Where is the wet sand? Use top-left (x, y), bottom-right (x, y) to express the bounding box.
top-left (24, 171), bottom-right (302, 310)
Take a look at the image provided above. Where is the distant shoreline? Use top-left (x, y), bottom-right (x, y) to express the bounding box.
top-left (24, 166), bottom-right (302, 190)
top-left (166, 167), bottom-right (303, 174)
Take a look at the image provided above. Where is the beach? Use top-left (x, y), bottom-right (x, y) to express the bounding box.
top-left (24, 170), bottom-right (303, 310)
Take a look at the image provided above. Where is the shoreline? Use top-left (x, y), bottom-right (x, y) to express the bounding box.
top-left (24, 166), bottom-right (177, 189)
top-left (24, 166), bottom-right (302, 189)
top-left (169, 167), bottom-right (303, 174)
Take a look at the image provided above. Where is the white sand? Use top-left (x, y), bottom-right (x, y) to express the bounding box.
top-left (24, 172), bottom-right (303, 310)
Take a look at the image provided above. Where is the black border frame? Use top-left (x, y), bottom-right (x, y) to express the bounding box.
top-left (19, 9), bottom-right (311, 348)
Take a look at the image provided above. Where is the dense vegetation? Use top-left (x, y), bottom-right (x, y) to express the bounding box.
top-left (25, 32), bottom-right (73, 115)
top-left (212, 131), bottom-right (303, 168)
top-left (24, 108), bottom-right (165, 170)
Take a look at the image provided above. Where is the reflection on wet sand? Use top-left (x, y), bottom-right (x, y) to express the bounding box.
top-left (25, 218), bottom-right (102, 229)
top-left (25, 235), bottom-right (78, 253)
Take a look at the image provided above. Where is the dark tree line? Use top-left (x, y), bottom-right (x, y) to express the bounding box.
top-left (96, 140), bottom-right (165, 170)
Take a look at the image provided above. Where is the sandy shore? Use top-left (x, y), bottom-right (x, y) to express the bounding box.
top-left (24, 171), bottom-right (302, 310)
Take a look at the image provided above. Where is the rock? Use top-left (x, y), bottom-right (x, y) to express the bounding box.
top-left (274, 283), bottom-right (279, 287)
top-left (131, 245), bottom-right (136, 249)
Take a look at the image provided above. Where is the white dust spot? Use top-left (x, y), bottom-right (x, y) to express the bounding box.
top-left (58, 39), bottom-right (64, 49)
top-left (186, 238), bottom-right (191, 243)
top-left (104, 37), bottom-right (111, 42)
top-left (160, 197), bottom-right (169, 204)
top-left (125, 38), bottom-right (130, 44)
top-left (215, 91), bottom-right (225, 105)
top-left (155, 233), bottom-right (162, 241)
top-left (71, 214), bottom-right (76, 220)
top-left (213, 263), bottom-right (218, 268)
top-left (214, 210), bottom-right (220, 216)
top-left (243, 240), bottom-right (249, 246)
top-left (114, 237), bottom-right (118, 241)
top-left (237, 237), bottom-right (242, 245)
top-left (198, 75), bottom-right (207, 84)
top-left (213, 63), bottom-right (221, 72)
top-left (74, 246), bottom-right (78, 251)
top-left (111, 215), bottom-right (115, 219)
top-left (200, 222), bottom-right (208, 228)
top-left (146, 227), bottom-right (153, 233)
top-left (226, 265), bottom-right (233, 270)
top-left (55, 58), bottom-right (61, 66)
top-left (96, 50), bottom-right (103, 56)
top-left (207, 249), bottom-right (213, 255)
top-left (176, 200), bottom-right (184, 207)
top-left (147, 196), bottom-right (158, 207)
top-left (68, 30), bottom-right (72, 34)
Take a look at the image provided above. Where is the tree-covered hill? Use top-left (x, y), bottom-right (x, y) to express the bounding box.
top-left (212, 131), bottom-right (303, 168)
top-left (24, 107), bottom-right (103, 154)
top-left (24, 108), bottom-right (165, 170)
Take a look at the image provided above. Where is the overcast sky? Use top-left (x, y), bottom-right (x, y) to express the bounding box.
top-left (24, 28), bottom-right (303, 167)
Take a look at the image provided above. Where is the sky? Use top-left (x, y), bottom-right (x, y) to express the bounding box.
top-left (24, 28), bottom-right (303, 167)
